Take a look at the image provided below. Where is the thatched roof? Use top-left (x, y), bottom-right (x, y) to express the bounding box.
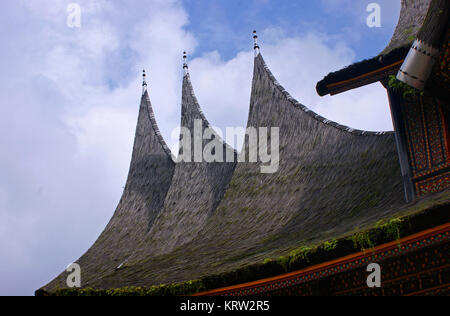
top-left (44, 92), bottom-right (176, 289)
top-left (316, 0), bottom-right (432, 96)
top-left (42, 53), bottom-right (412, 292)
top-left (416, 0), bottom-right (449, 47)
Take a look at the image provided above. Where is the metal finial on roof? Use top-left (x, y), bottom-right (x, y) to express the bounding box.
top-left (142, 69), bottom-right (148, 95)
top-left (183, 51), bottom-right (189, 75)
top-left (253, 30), bottom-right (260, 57)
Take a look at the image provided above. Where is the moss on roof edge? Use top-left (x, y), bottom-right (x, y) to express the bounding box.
top-left (38, 189), bottom-right (449, 297)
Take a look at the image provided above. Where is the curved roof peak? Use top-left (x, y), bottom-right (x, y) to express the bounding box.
top-left (180, 51), bottom-right (211, 130)
top-left (42, 87), bottom-right (177, 291)
top-left (141, 89), bottom-right (174, 159)
top-left (254, 53), bottom-right (393, 136)
top-left (181, 72), bottom-right (210, 129)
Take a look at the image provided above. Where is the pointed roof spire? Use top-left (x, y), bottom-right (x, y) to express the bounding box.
top-left (253, 30), bottom-right (260, 57)
top-left (142, 69), bottom-right (148, 95)
top-left (183, 51), bottom-right (189, 76)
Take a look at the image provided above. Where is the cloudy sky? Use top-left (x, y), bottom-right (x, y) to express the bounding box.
top-left (0, 0), bottom-right (401, 295)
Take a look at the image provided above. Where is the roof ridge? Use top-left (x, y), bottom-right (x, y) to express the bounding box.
top-left (256, 54), bottom-right (394, 137)
top-left (142, 91), bottom-right (175, 160)
top-left (183, 74), bottom-right (210, 128)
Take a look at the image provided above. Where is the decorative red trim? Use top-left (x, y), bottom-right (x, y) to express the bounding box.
top-left (326, 60), bottom-right (404, 96)
top-left (416, 172), bottom-right (450, 196)
top-left (335, 264), bottom-right (450, 296)
top-left (439, 100), bottom-right (450, 162)
top-left (419, 96), bottom-right (432, 169)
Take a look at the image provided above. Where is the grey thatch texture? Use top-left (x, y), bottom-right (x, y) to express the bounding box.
top-left (64, 54), bottom-right (406, 290)
top-left (111, 74), bottom-right (237, 261)
top-left (43, 91), bottom-right (176, 290)
top-left (416, 0), bottom-right (449, 47)
top-left (381, 0), bottom-right (432, 55)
